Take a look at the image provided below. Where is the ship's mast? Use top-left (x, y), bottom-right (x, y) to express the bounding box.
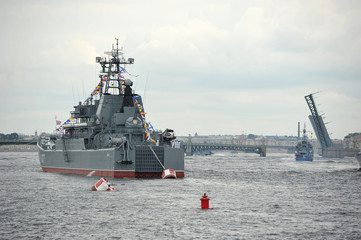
top-left (95, 38), bottom-right (135, 96)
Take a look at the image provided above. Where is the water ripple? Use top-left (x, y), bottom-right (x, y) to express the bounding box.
top-left (0, 152), bottom-right (360, 239)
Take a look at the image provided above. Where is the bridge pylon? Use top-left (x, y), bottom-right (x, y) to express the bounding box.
top-left (186, 134), bottom-right (193, 156)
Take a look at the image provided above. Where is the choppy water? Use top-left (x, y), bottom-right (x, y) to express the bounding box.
top-left (0, 151), bottom-right (360, 239)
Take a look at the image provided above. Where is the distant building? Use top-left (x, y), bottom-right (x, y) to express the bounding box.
top-left (343, 133), bottom-right (361, 150)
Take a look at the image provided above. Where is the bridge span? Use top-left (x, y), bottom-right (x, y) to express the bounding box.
top-left (0, 140), bottom-right (37, 145)
top-left (183, 141), bottom-right (266, 157)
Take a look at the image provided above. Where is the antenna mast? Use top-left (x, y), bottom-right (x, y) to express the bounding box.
top-left (95, 38), bottom-right (135, 96)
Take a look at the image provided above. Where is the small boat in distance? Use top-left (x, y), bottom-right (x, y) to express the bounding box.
top-left (295, 127), bottom-right (314, 161)
top-left (355, 152), bottom-right (361, 170)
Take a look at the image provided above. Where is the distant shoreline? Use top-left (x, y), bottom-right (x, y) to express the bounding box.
top-left (0, 145), bottom-right (37, 152)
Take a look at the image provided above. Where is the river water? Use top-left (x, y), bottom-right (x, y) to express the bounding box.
top-left (0, 151), bottom-right (360, 239)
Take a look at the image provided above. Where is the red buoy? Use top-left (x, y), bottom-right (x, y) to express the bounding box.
top-left (200, 193), bottom-right (210, 209)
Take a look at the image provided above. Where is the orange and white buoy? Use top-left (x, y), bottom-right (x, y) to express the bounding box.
top-left (91, 178), bottom-right (115, 191)
top-left (162, 169), bottom-right (177, 179)
top-left (148, 145), bottom-right (177, 179)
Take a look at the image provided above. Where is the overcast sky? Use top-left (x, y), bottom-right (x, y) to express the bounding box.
top-left (1, 0), bottom-right (360, 139)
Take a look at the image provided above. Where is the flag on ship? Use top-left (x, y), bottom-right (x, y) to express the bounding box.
top-left (148, 122), bottom-right (155, 132)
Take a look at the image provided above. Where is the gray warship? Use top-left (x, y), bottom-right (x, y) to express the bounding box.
top-left (356, 152), bottom-right (361, 170)
top-left (295, 127), bottom-right (313, 162)
top-left (38, 40), bottom-right (184, 178)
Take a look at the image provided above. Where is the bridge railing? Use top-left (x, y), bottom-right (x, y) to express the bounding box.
top-left (181, 142), bottom-right (266, 157)
top-left (0, 140), bottom-right (37, 145)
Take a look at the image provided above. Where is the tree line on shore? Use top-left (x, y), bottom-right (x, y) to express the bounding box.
top-left (0, 133), bottom-right (19, 140)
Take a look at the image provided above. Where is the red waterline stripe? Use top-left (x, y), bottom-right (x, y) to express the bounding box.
top-left (175, 171), bottom-right (185, 178)
top-left (42, 167), bottom-right (185, 178)
top-left (42, 167), bottom-right (136, 178)
top-left (134, 171), bottom-right (185, 178)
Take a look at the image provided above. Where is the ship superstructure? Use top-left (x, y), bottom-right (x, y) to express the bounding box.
top-left (38, 39), bottom-right (184, 178)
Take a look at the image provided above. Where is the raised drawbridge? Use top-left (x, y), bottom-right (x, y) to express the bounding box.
top-left (304, 93), bottom-right (333, 151)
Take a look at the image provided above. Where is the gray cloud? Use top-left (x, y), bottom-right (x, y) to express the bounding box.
top-left (1, 0), bottom-right (360, 138)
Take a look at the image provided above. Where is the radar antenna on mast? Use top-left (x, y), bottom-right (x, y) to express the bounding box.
top-left (104, 38), bottom-right (123, 58)
top-left (115, 37), bottom-right (119, 56)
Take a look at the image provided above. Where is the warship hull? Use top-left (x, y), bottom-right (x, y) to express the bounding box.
top-left (295, 155), bottom-right (313, 162)
top-left (38, 144), bottom-right (184, 178)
